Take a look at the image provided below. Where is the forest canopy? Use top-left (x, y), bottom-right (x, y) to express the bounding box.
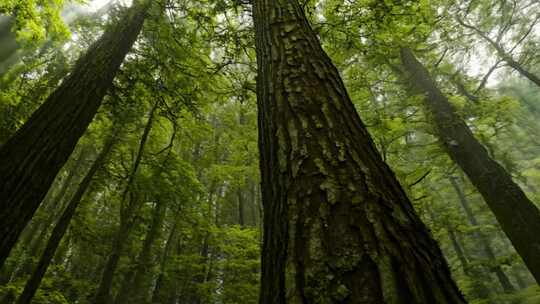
top-left (0, 0), bottom-right (539, 303)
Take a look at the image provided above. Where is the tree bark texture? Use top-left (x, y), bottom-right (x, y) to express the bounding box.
top-left (399, 47), bottom-right (540, 284)
top-left (0, 0), bottom-right (150, 268)
top-left (252, 2), bottom-right (466, 303)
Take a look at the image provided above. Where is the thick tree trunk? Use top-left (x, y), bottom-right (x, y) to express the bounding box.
top-left (3, 149), bottom-right (88, 282)
top-left (15, 134), bottom-right (117, 304)
top-left (448, 177), bottom-right (515, 293)
top-left (94, 102), bottom-right (157, 304)
top-left (399, 47), bottom-right (540, 284)
top-left (252, 1), bottom-right (465, 303)
top-left (0, 0), bottom-right (150, 268)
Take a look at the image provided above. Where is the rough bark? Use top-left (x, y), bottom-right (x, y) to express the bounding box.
top-left (15, 134), bottom-right (117, 304)
top-left (448, 177), bottom-right (515, 293)
top-left (94, 101), bottom-right (157, 304)
top-left (0, 0), bottom-right (150, 268)
top-left (252, 1), bottom-right (465, 303)
top-left (399, 47), bottom-right (540, 284)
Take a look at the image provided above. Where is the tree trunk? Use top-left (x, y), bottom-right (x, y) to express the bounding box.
top-left (447, 226), bottom-right (469, 273)
top-left (237, 188), bottom-right (245, 227)
top-left (3, 148), bottom-right (88, 282)
top-left (15, 134), bottom-right (117, 304)
top-left (115, 199), bottom-right (167, 304)
top-left (426, 202), bottom-right (493, 302)
top-left (94, 101), bottom-right (157, 304)
top-left (151, 207), bottom-right (180, 303)
top-left (448, 177), bottom-right (515, 293)
top-left (0, 0), bottom-right (150, 268)
top-left (398, 47), bottom-right (540, 284)
top-left (463, 23), bottom-right (540, 87)
top-left (252, 1), bottom-right (465, 303)
top-left (94, 192), bottom-right (142, 304)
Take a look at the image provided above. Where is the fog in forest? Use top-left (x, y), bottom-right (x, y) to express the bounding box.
top-left (0, 0), bottom-right (539, 303)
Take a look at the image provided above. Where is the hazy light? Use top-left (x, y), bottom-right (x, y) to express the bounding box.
top-left (88, 0), bottom-right (113, 12)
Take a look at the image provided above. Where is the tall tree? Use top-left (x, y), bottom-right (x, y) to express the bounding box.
top-left (454, 0), bottom-right (540, 87)
top-left (94, 101), bottom-right (158, 304)
top-left (399, 47), bottom-right (540, 284)
top-left (0, 0), bottom-right (151, 268)
top-left (114, 198), bottom-right (166, 304)
top-left (252, 1), bottom-right (465, 303)
top-left (448, 177), bottom-right (515, 293)
top-left (15, 131), bottom-right (118, 304)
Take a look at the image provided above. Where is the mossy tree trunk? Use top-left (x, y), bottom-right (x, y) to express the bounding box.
top-left (0, 0), bottom-right (151, 268)
top-left (252, 1), bottom-right (466, 303)
top-left (399, 47), bottom-right (540, 284)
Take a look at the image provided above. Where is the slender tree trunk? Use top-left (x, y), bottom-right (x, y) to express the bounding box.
top-left (15, 134), bottom-right (117, 304)
top-left (252, 2), bottom-right (465, 303)
top-left (237, 188), bottom-right (245, 227)
top-left (0, 0), bottom-right (150, 268)
top-left (457, 20), bottom-right (540, 87)
top-left (448, 177), bottom-right (515, 293)
top-left (249, 180), bottom-right (258, 227)
top-left (446, 226), bottom-right (469, 273)
top-left (114, 199), bottom-right (167, 304)
top-left (399, 47), bottom-right (540, 284)
top-left (94, 102), bottom-right (158, 304)
top-left (129, 199), bottom-right (166, 299)
top-left (151, 208), bottom-right (180, 303)
top-left (94, 192), bottom-right (142, 304)
top-left (425, 200), bottom-right (493, 302)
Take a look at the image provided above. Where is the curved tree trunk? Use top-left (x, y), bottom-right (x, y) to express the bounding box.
top-left (399, 47), bottom-right (540, 284)
top-left (15, 133), bottom-right (117, 304)
top-left (0, 0), bottom-right (151, 268)
top-left (252, 1), bottom-right (465, 303)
